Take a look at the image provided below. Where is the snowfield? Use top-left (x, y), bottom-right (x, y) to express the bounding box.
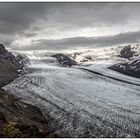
top-left (4, 45), bottom-right (140, 137)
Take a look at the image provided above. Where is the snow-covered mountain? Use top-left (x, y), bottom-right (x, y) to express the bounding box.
top-left (108, 44), bottom-right (140, 78)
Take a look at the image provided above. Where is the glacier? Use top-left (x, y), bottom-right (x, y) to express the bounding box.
top-left (3, 46), bottom-right (140, 137)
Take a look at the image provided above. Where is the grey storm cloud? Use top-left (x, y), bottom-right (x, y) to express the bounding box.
top-left (1, 3), bottom-right (140, 47)
top-left (0, 3), bottom-right (49, 34)
top-left (0, 3), bottom-right (140, 34)
top-left (16, 30), bottom-right (140, 50)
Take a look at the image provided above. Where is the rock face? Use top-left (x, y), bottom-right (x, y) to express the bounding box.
top-left (52, 53), bottom-right (77, 67)
top-left (0, 58), bottom-right (18, 87)
top-left (0, 44), bottom-right (22, 87)
top-left (0, 44), bottom-right (20, 69)
top-left (0, 44), bottom-right (30, 87)
top-left (109, 59), bottom-right (140, 78)
top-left (118, 45), bottom-right (135, 59)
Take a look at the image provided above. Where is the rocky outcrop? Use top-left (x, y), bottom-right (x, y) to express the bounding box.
top-left (109, 44), bottom-right (140, 78)
top-left (0, 44), bottom-right (29, 87)
top-left (52, 53), bottom-right (77, 67)
top-left (0, 44), bottom-right (20, 87)
top-left (118, 45), bottom-right (136, 59)
top-left (108, 59), bottom-right (140, 78)
top-left (0, 44), bottom-right (21, 69)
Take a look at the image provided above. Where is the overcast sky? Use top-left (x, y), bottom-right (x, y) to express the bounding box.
top-left (0, 3), bottom-right (140, 50)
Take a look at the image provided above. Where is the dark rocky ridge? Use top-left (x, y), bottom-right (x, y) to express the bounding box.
top-left (0, 44), bottom-right (56, 137)
top-left (109, 45), bottom-right (140, 78)
top-left (0, 44), bottom-right (21, 87)
top-left (52, 53), bottom-right (77, 67)
top-left (118, 45), bottom-right (136, 59)
top-left (109, 59), bottom-right (140, 78)
top-left (0, 44), bottom-right (30, 87)
top-left (0, 44), bottom-right (20, 69)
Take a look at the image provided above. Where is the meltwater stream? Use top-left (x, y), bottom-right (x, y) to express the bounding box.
top-left (3, 50), bottom-right (140, 137)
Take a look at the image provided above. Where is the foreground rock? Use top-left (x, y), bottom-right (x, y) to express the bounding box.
top-left (118, 45), bottom-right (136, 59)
top-left (52, 53), bottom-right (77, 67)
top-left (108, 59), bottom-right (140, 78)
top-left (0, 89), bottom-right (56, 138)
